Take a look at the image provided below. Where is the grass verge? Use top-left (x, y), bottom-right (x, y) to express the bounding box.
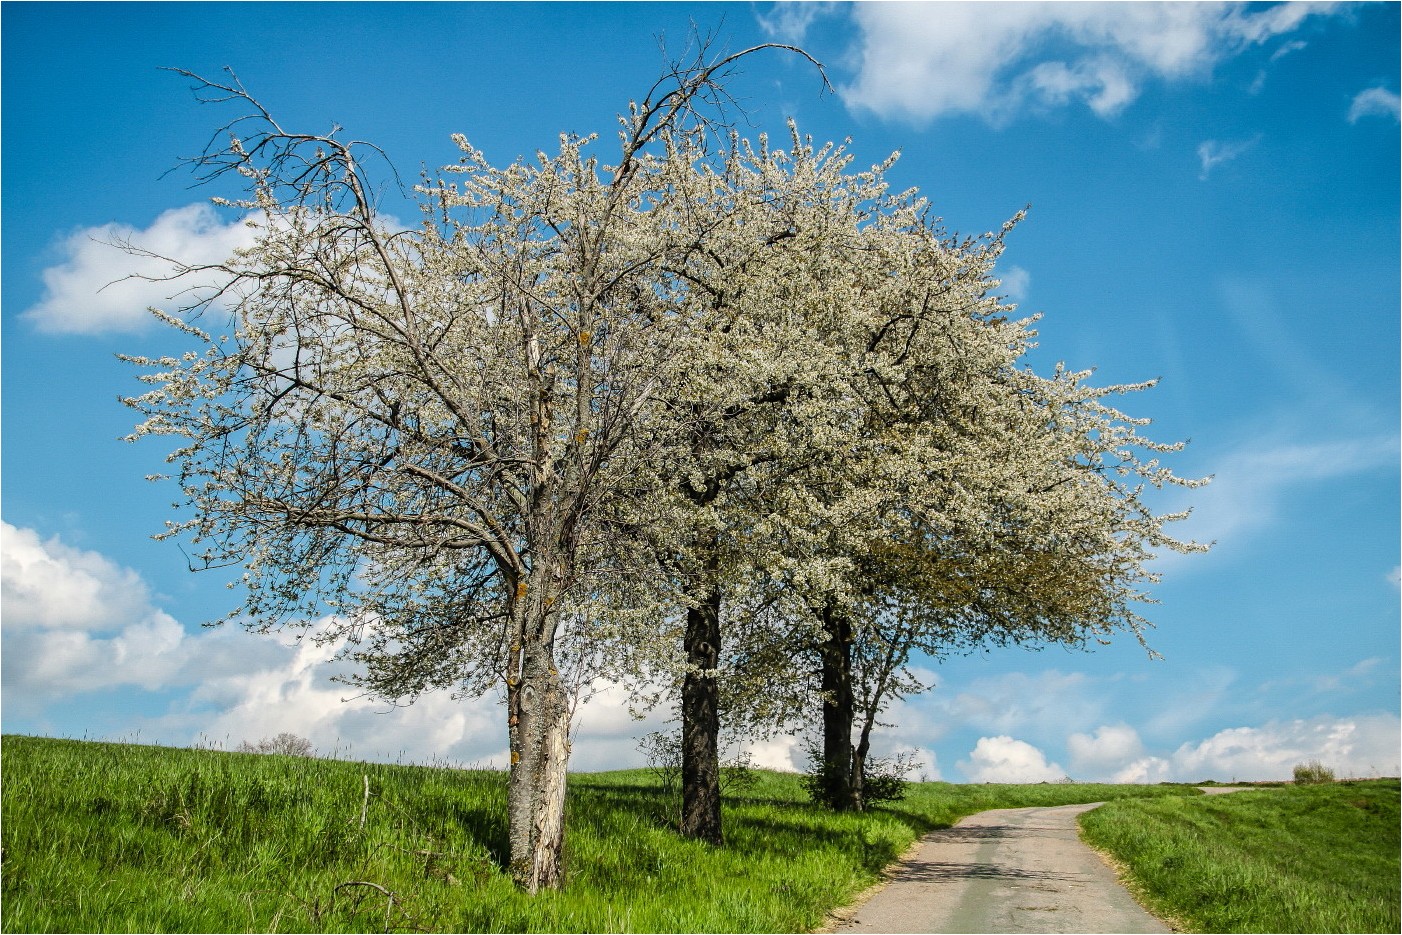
top-left (3, 734), bottom-right (1193, 933)
top-left (1079, 779), bottom-right (1401, 933)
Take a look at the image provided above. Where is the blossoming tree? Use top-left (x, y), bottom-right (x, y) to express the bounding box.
top-left (122, 47), bottom-right (826, 891)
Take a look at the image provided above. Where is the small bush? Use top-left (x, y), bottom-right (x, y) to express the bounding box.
top-left (1293, 760), bottom-right (1336, 785)
top-left (859, 751), bottom-right (917, 806)
top-left (636, 730), bottom-right (758, 816)
top-left (800, 739), bottom-right (916, 810)
top-left (638, 731), bottom-right (682, 801)
top-left (237, 732), bottom-right (315, 757)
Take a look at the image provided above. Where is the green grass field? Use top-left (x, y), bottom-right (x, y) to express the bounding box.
top-left (1079, 780), bottom-right (1401, 934)
top-left (2, 734), bottom-right (1192, 933)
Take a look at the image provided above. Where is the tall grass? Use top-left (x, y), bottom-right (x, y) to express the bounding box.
top-left (2, 735), bottom-right (1193, 933)
top-left (1079, 780), bottom-right (1401, 933)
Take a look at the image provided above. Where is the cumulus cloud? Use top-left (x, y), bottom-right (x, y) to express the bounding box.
top-left (960, 735), bottom-right (1066, 783)
top-left (1, 520), bottom-right (266, 705)
top-left (2, 522), bottom-right (153, 631)
top-left (1113, 713), bottom-right (1402, 783)
top-left (839, 2), bottom-right (1340, 125)
top-left (0, 520), bottom-right (675, 768)
top-left (0, 521), bottom-right (208, 702)
top-left (1347, 86), bottom-right (1402, 123)
top-left (742, 735), bottom-right (804, 773)
top-left (20, 204), bottom-right (256, 335)
top-left (182, 635), bottom-right (515, 767)
top-left (1197, 136), bottom-right (1260, 179)
top-left (898, 744), bottom-right (942, 782)
top-left (1067, 724), bottom-right (1145, 778)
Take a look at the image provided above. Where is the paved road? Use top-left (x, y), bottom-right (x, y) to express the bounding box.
top-left (828, 789), bottom-right (1250, 934)
top-left (831, 802), bottom-right (1165, 934)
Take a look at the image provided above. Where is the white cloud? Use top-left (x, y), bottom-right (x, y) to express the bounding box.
top-left (1, 521), bottom-right (153, 631)
top-left (840, 2), bottom-right (1341, 125)
top-left (1166, 434), bottom-right (1399, 553)
top-left (1197, 136), bottom-right (1260, 179)
top-left (1113, 713), bottom-right (1402, 783)
top-left (755, 1), bottom-right (841, 43)
top-left (1269, 39), bottom-right (1309, 62)
top-left (898, 744), bottom-right (942, 783)
top-left (1021, 57), bottom-right (1136, 117)
top-left (0, 520), bottom-right (267, 703)
top-left (942, 670), bottom-right (1105, 739)
top-left (744, 735), bottom-right (804, 773)
top-left (960, 735), bottom-right (1066, 783)
top-left (1067, 724), bottom-right (1145, 778)
top-left (1348, 86), bottom-right (1402, 123)
top-left (0, 521), bottom-right (677, 769)
top-left (182, 634), bottom-right (515, 767)
top-left (21, 204), bottom-right (256, 335)
top-left (997, 265), bottom-right (1031, 304)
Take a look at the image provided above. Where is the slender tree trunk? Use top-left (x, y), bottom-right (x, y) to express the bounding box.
top-left (505, 579), bottom-right (571, 892)
top-left (681, 572), bottom-right (723, 844)
top-left (819, 602), bottom-right (858, 811)
top-left (852, 717), bottom-right (873, 813)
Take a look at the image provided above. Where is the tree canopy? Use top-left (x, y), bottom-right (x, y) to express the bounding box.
top-left (124, 47), bottom-right (1204, 888)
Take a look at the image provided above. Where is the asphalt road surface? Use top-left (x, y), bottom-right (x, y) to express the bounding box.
top-left (830, 802), bottom-right (1167, 934)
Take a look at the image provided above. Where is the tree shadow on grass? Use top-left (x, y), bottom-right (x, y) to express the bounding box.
top-left (433, 800), bottom-right (511, 869)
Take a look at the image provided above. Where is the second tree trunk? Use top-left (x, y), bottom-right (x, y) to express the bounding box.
top-left (819, 602), bottom-right (861, 811)
top-left (681, 582), bottom-right (723, 844)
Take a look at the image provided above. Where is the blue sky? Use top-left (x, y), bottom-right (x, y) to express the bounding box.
top-left (3, 1), bottom-right (1398, 782)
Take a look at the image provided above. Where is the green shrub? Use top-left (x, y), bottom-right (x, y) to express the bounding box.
top-left (1293, 760), bottom-right (1336, 785)
top-left (799, 741), bottom-right (915, 810)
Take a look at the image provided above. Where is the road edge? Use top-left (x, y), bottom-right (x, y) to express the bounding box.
top-left (811, 834), bottom-right (928, 934)
top-left (1072, 787), bottom-right (1250, 934)
top-left (1077, 812), bottom-right (1193, 934)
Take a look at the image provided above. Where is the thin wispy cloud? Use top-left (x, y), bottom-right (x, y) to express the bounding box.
top-left (754, 0), bottom-right (840, 44)
top-left (1251, 39), bottom-right (1309, 94)
top-left (1269, 39), bottom-right (1309, 62)
top-left (1197, 136), bottom-right (1260, 179)
top-left (997, 265), bottom-right (1031, 304)
top-left (1348, 85), bottom-right (1402, 123)
top-left (1161, 433), bottom-right (1400, 562)
top-left (811, 2), bottom-right (1343, 126)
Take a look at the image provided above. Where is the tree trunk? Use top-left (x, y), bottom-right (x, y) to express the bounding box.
top-left (852, 717), bottom-right (873, 813)
top-left (505, 586), bottom-right (571, 892)
top-left (819, 602), bottom-right (859, 811)
top-left (681, 579), bottom-right (723, 844)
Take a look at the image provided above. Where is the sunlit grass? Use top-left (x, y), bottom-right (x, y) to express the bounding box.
top-left (2, 734), bottom-right (1194, 933)
top-left (1079, 780), bottom-right (1401, 933)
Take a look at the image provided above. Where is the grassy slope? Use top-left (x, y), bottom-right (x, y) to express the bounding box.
top-left (2, 734), bottom-right (1190, 933)
top-left (1079, 780), bottom-right (1401, 934)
